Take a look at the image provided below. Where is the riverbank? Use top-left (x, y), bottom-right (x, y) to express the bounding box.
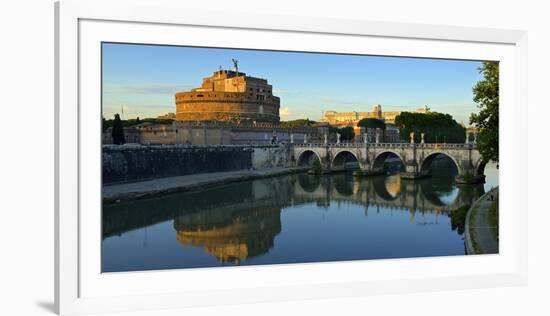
top-left (102, 167), bottom-right (309, 204)
top-left (465, 186), bottom-right (499, 254)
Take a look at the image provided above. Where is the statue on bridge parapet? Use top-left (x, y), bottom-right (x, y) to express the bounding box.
top-left (421, 133), bottom-right (425, 144)
top-left (336, 133), bottom-right (341, 144)
top-left (410, 132), bottom-right (415, 144)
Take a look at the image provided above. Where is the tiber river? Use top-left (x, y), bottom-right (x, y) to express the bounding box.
top-left (102, 158), bottom-right (498, 272)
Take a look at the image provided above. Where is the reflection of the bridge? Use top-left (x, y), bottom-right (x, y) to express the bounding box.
top-left (293, 173), bottom-right (484, 213)
top-left (103, 172), bottom-right (485, 263)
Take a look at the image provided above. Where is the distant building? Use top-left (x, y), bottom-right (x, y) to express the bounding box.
top-left (415, 105), bottom-right (431, 114)
top-left (175, 62), bottom-right (280, 124)
top-left (157, 112), bottom-right (176, 120)
top-left (322, 104), bottom-right (401, 125)
top-left (321, 104), bottom-right (431, 126)
top-left (321, 104), bottom-right (435, 143)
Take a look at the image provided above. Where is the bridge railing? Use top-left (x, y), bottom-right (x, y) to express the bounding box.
top-left (292, 142), bottom-right (474, 149)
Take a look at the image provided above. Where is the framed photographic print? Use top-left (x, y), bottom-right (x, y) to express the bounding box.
top-left (55, 0), bottom-right (527, 314)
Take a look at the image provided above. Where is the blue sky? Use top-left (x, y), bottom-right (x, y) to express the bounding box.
top-left (102, 43), bottom-right (484, 124)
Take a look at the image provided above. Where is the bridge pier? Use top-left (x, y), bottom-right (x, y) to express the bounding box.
top-left (400, 161), bottom-right (429, 180)
top-left (352, 169), bottom-right (384, 177)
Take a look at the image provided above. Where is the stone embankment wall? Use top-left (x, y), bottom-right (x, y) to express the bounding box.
top-left (103, 144), bottom-right (291, 185)
top-left (103, 145), bottom-right (253, 184)
top-left (251, 145), bottom-right (291, 169)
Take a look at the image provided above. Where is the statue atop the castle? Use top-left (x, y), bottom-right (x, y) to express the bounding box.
top-left (232, 58), bottom-right (239, 75)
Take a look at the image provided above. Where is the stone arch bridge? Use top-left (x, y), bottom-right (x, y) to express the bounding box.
top-left (292, 142), bottom-right (486, 183)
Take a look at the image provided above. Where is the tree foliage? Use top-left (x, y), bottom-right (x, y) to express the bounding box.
top-left (279, 118), bottom-right (317, 128)
top-left (357, 118), bottom-right (386, 130)
top-left (470, 61), bottom-right (499, 163)
top-left (394, 112), bottom-right (465, 143)
top-left (111, 114), bottom-right (126, 145)
top-left (337, 126), bottom-right (355, 141)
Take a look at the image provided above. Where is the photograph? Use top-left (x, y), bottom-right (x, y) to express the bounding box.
top-left (101, 43), bottom-right (499, 272)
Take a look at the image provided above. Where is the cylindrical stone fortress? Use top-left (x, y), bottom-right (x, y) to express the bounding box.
top-left (175, 69), bottom-right (280, 124)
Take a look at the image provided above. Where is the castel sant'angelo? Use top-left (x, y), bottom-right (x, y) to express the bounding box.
top-left (175, 60), bottom-right (281, 124)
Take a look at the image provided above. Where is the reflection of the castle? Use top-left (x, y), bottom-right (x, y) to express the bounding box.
top-left (174, 207), bottom-right (281, 263)
top-left (103, 173), bottom-right (485, 264)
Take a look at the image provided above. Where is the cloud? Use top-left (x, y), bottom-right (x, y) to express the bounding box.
top-left (280, 107), bottom-right (291, 117)
top-left (104, 83), bottom-right (193, 95)
top-left (273, 89), bottom-right (299, 95)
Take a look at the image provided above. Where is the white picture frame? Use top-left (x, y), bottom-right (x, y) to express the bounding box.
top-left (55, 0), bottom-right (528, 314)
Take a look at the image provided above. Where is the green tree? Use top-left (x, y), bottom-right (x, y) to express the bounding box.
top-left (394, 112), bottom-right (465, 143)
top-left (470, 61), bottom-right (499, 163)
top-left (279, 118), bottom-right (317, 128)
top-left (358, 118), bottom-right (386, 141)
top-left (357, 118), bottom-right (386, 130)
top-left (102, 116), bottom-right (108, 132)
top-left (338, 126), bottom-right (355, 141)
top-left (111, 113), bottom-right (126, 145)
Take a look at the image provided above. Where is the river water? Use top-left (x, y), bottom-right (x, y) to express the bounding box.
top-left (102, 162), bottom-right (498, 272)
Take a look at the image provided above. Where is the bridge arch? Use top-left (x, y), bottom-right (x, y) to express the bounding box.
top-left (297, 150), bottom-right (321, 167)
top-left (419, 152), bottom-right (460, 177)
top-left (332, 150), bottom-right (360, 170)
top-left (297, 173), bottom-right (321, 192)
top-left (373, 175), bottom-right (401, 201)
top-left (333, 175), bottom-right (355, 196)
top-left (372, 151), bottom-right (405, 173)
top-left (418, 177), bottom-right (459, 207)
